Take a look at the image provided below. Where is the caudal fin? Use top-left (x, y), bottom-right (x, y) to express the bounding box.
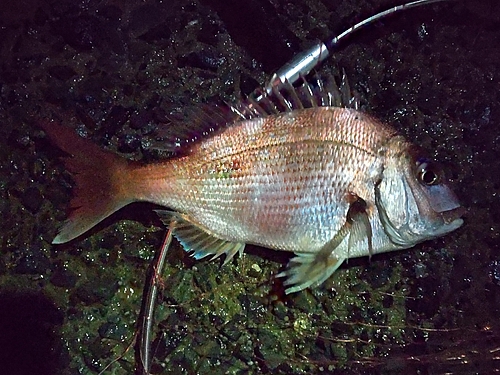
top-left (40, 120), bottom-right (137, 244)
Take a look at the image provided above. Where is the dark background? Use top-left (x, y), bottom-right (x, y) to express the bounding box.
top-left (0, 0), bottom-right (499, 374)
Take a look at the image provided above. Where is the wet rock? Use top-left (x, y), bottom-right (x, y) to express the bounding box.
top-left (49, 0), bottom-right (79, 18)
top-left (271, 300), bottom-right (288, 320)
top-left (220, 315), bottom-right (243, 342)
top-left (98, 5), bottom-right (122, 26)
top-left (51, 15), bottom-right (103, 51)
top-left (128, 40), bottom-right (151, 62)
top-left (104, 28), bottom-right (127, 56)
top-left (98, 321), bottom-right (128, 341)
top-left (138, 23), bottom-right (172, 45)
top-left (406, 277), bottom-right (441, 319)
top-left (363, 259), bottom-right (393, 289)
top-left (42, 84), bottom-right (70, 107)
top-left (33, 6), bottom-right (49, 27)
top-left (179, 49), bottom-right (225, 72)
top-left (102, 105), bottom-right (131, 136)
top-left (239, 73), bottom-right (260, 96)
top-left (254, 329), bottom-right (286, 370)
top-left (151, 107), bottom-right (169, 125)
top-left (382, 294), bottom-right (394, 308)
top-left (30, 158), bottom-right (47, 183)
top-left (199, 0), bottom-right (299, 72)
top-left (74, 276), bottom-right (118, 305)
top-left (83, 337), bottom-right (112, 372)
top-left (15, 246), bottom-right (51, 275)
top-left (2, 70), bottom-right (19, 85)
top-left (8, 128), bottom-right (31, 149)
top-left (50, 265), bottom-right (78, 289)
top-left (128, 4), bottom-right (165, 38)
top-left (157, 325), bottom-right (187, 357)
top-left (20, 186), bottom-right (43, 214)
top-left (489, 260), bottom-right (500, 286)
top-left (145, 93), bottom-right (161, 110)
top-left (117, 133), bottom-right (141, 153)
top-left (197, 19), bottom-right (224, 46)
top-left (48, 65), bottom-right (77, 81)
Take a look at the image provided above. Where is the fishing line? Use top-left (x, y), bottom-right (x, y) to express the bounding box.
top-left (265, 0), bottom-right (456, 94)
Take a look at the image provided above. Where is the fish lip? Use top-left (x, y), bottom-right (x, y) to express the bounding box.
top-left (439, 206), bottom-right (466, 225)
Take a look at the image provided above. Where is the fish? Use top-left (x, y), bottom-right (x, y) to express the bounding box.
top-left (39, 76), bottom-right (464, 294)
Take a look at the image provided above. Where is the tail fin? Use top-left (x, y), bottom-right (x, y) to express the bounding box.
top-left (39, 120), bottom-right (137, 244)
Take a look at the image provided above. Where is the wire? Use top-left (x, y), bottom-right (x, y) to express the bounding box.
top-left (264, 0), bottom-right (455, 94)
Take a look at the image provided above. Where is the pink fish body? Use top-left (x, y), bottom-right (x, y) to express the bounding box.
top-left (41, 79), bottom-right (463, 293)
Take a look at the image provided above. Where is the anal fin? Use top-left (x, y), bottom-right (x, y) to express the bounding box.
top-left (155, 210), bottom-right (245, 265)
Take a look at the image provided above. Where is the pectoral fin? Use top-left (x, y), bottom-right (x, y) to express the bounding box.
top-left (278, 194), bottom-right (373, 294)
top-left (155, 210), bottom-right (245, 265)
top-left (346, 194), bottom-right (373, 258)
top-left (277, 223), bottom-right (350, 294)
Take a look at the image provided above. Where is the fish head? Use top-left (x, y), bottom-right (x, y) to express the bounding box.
top-left (375, 136), bottom-right (464, 247)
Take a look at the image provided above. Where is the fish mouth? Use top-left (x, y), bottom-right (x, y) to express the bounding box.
top-left (422, 205), bottom-right (465, 239)
top-left (439, 206), bottom-right (466, 225)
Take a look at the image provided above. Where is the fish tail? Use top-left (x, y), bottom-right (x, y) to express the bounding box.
top-left (39, 120), bottom-right (139, 244)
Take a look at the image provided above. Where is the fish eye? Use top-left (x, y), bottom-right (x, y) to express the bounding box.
top-left (417, 160), bottom-right (440, 186)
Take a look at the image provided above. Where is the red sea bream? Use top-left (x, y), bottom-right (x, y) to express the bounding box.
top-left (40, 78), bottom-right (464, 294)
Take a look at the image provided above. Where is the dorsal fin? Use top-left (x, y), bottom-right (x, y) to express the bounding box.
top-left (230, 71), bottom-right (359, 120)
top-left (145, 102), bottom-right (240, 155)
top-left (145, 71), bottom-right (359, 154)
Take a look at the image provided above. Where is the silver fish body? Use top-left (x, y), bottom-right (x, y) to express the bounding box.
top-left (41, 81), bottom-right (464, 294)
